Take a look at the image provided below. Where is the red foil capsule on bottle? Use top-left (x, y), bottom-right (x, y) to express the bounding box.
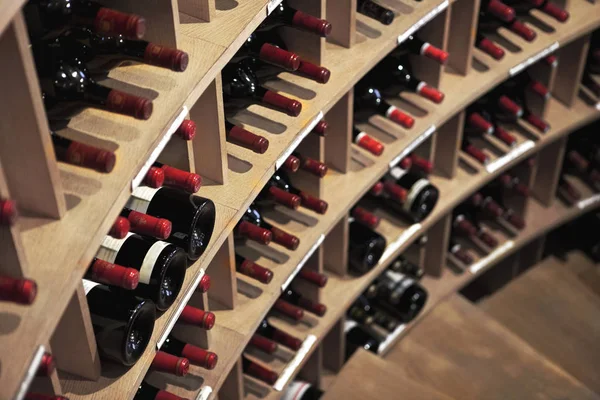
top-left (0, 275), bottom-right (37, 305)
top-left (237, 220), bottom-right (273, 245)
top-left (525, 113), bottom-right (550, 133)
top-left (89, 258), bottom-right (140, 290)
top-left (509, 20), bottom-right (536, 42)
top-left (468, 113), bottom-right (494, 134)
top-left (180, 344), bottom-right (218, 370)
top-left (37, 353), bottom-right (56, 377)
top-left (94, 8), bottom-right (146, 39)
top-left (299, 157), bottom-right (328, 177)
top-left (127, 210), bottom-right (172, 239)
top-left (386, 106), bottom-right (415, 129)
top-left (63, 141), bottom-right (116, 173)
top-left (270, 226), bottom-right (300, 250)
top-left (416, 82), bottom-right (445, 104)
top-left (541, 2), bottom-right (569, 21)
top-left (180, 306), bottom-right (216, 330)
top-left (160, 164), bottom-right (202, 193)
top-left (144, 43), bottom-right (189, 72)
top-left (297, 269), bottom-right (328, 287)
top-left (529, 80), bottom-right (550, 99)
top-left (297, 297), bottom-right (327, 316)
top-left (478, 38), bottom-right (505, 60)
top-left (464, 143), bottom-right (489, 165)
top-left (144, 166), bottom-right (165, 188)
top-left (106, 90), bottom-right (153, 120)
top-left (420, 42), bottom-right (449, 65)
top-left (454, 216), bottom-right (477, 236)
top-left (250, 334), bottom-right (278, 354)
top-left (354, 131), bottom-right (384, 156)
top-left (0, 199), bottom-right (17, 226)
top-left (383, 181), bottom-right (408, 203)
top-left (259, 43), bottom-right (301, 71)
top-left (451, 246), bottom-right (474, 265)
top-left (274, 299), bottom-right (304, 320)
top-left (283, 156), bottom-right (301, 172)
top-left (238, 259), bottom-right (273, 284)
top-left (299, 192), bottom-right (328, 214)
top-left (504, 210), bottom-right (525, 230)
top-left (271, 328), bottom-right (303, 350)
top-left (262, 90), bottom-right (302, 117)
top-left (478, 231), bottom-right (499, 248)
top-left (493, 126), bottom-right (517, 147)
top-left (297, 60), bottom-right (331, 84)
top-left (269, 186), bottom-right (301, 209)
top-left (292, 11), bottom-right (332, 37)
top-left (497, 95), bottom-right (523, 117)
top-left (109, 216), bottom-right (130, 239)
top-left (197, 274), bottom-right (211, 293)
top-left (370, 182), bottom-right (385, 196)
top-left (486, 0), bottom-right (516, 22)
top-left (245, 358), bottom-right (279, 385)
top-left (151, 351), bottom-right (189, 376)
top-left (228, 125), bottom-right (270, 154)
top-left (409, 154), bottom-right (434, 174)
top-left (312, 120), bottom-right (328, 136)
top-left (352, 207), bottom-right (380, 229)
top-left (174, 119), bottom-right (196, 140)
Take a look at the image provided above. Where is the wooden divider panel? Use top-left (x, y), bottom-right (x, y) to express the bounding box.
top-left (325, 90), bottom-right (353, 174)
top-left (292, 247), bottom-right (324, 305)
top-left (527, 57), bottom-right (559, 118)
top-left (178, 0), bottom-right (215, 21)
top-left (532, 137), bottom-right (567, 207)
top-left (423, 214), bottom-right (452, 277)
top-left (322, 318), bottom-right (346, 373)
top-left (207, 234), bottom-right (237, 309)
top-left (282, 0), bottom-right (326, 64)
top-left (553, 34), bottom-right (590, 107)
top-left (51, 284), bottom-right (101, 380)
top-left (323, 216), bottom-right (349, 276)
top-left (514, 236), bottom-right (546, 276)
top-left (326, 0), bottom-right (357, 48)
top-left (0, 12), bottom-right (66, 219)
top-left (298, 345), bottom-right (323, 387)
top-left (433, 111), bottom-right (464, 179)
top-left (447, 0), bottom-right (481, 75)
top-left (219, 358), bottom-right (244, 400)
top-left (293, 134), bottom-right (325, 198)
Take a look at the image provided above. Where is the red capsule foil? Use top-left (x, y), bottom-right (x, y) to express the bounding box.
top-left (352, 207), bottom-right (380, 229)
top-left (152, 351), bottom-right (189, 376)
top-left (355, 131), bottom-right (384, 156)
top-left (478, 231), bottom-right (499, 248)
top-left (181, 344), bottom-right (218, 370)
top-left (238, 259), bottom-right (274, 284)
top-left (464, 143), bottom-right (489, 165)
top-left (478, 37), bottom-right (505, 60)
top-left (228, 125), bottom-right (269, 154)
top-left (89, 259), bottom-right (139, 290)
top-left (0, 199), bottom-right (17, 226)
top-left (262, 90), bottom-right (302, 117)
top-left (452, 246), bottom-right (474, 265)
top-left (297, 269), bottom-right (328, 288)
top-left (504, 210), bottom-right (525, 230)
top-left (259, 43), bottom-right (301, 71)
top-left (237, 220), bottom-right (272, 244)
top-left (180, 306), bottom-right (216, 330)
top-left (299, 192), bottom-right (328, 214)
top-left (144, 43), bottom-right (188, 72)
top-left (470, 192), bottom-right (484, 207)
top-left (106, 90), bottom-right (153, 120)
top-left (420, 42), bottom-right (449, 65)
top-left (155, 391), bottom-right (186, 400)
top-left (161, 164), bottom-right (202, 193)
top-left (197, 274), bottom-right (211, 293)
top-left (526, 0), bottom-right (545, 6)
top-left (454, 216), bottom-right (477, 236)
top-left (567, 151), bottom-right (589, 173)
top-left (513, 182), bottom-right (530, 197)
top-left (144, 166), bottom-right (165, 188)
top-left (94, 8), bottom-right (145, 39)
top-left (483, 198), bottom-right (505, 218)
top-left (250, 334), bottom-right (278, 354)
top-left (297, 60), bottom-right (331, 84)
top-left (524, 113), bottom-right (550, 133)
top-left (544, 54), bottom-right (558, 68)
top-left (559, 179), bottom-right (582, 201)
top-left (110, 216), bottom-right (130, 239)
top-left (127, 210), bottom-right (172, 239)
top-left (297, 296), bottom-right (327, 316)
top-left (468, 112), bottom-right (494, 134)
top-left (271, 327), bottom-right (303, 350)
top-left (399, 157), bottom-right (412, 170)
top-left (486, 0), bottom-right (516, 22)
top-left (37, 353), bottom-right (56, 377)
top-left (370, 182), bottom-right (385, 196)
top-left (312, 120), bottom-right (328, 136)
top-left (386, 106), bottom-right (415, 129)
top-left (300, 157), bottom-right (328, 177)
top-left (269, 186), bottom-right (301, 209)
top-left (409, 154), bottom-right (434, 174)
top-left (509, 20), bottom-right (536, 42)
top-left (416, 82), bottom-right (444, 104)
top-left (274, 299), bottom-right (304, 320)
top-left (497, 95), bottom-right (523, 117)
top-left (541, 2), bottom-right (569, 21)
top-left (175, 119), bottom-right (196, 140)
top-left (64, 141), bottom-right (116, 173)
top-left (270, 226), bottom-right (300, 250)
top-left (283, 155), bottom-right (301, 172)
top-left (0, 276), bottom-right (37, 305)
top-left (246, 359), bottom-right (279, 385)
top-left (493, 125), bottom-right (517, 147)
top-left (383, 181), bottom-right (408, 203)
top-left (292, 11), bottom-right (332, 37)
top-left (529, 80), bottom-right (550, 99)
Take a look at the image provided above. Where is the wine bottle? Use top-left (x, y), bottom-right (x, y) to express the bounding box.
top-left (0, 275), bottom-right (37, 305)
top-left (259, 171), bottom-right (328, 214)
top-left (127, 186), bottom-right (216, 260)
top-left (235, 218), bottom-right (273, 246)
top-left (312, 120), bottom-right (328, 137)
top-left (352, 127), bottom-right (385, 156)
top-left (174, 119), bottom-right (197, 141)
top-left (495, 173), bottom-right (530, 197)
top-left (86, 258), bottom-right (139, 290)
top-left (282, 155), bottom-right (301, 172)
top-left (134, 382), bottom-right (186, 400)
top-left (408, 154), bottom-right (434, 175)
top-left (222, 62), bottom-right (302, 117)
top-left (348, 219), bottom-right (387, 276)
top-left (281, 381), bottom-right (324, 400)
top-left (245, 56), bottom-right (331, 84)
top-left (25, 394), bottom-right (68, 400)
top-left (382, 167), bottom-right (440, 222)
top-left (354, 82), bottom-right (415, 129)
top-left (476, 33), bottom-right (505, 60)
top-left (153, 162), bottom-right (202, 194)
top-left (503, 0), bottom-right (569, 22)
top-left (448, 239), bottom-right (474, 266)
top-left (51, 132), bottom-right (116, 173)
top-left (231, 32), bottom-right (301, 71)
top-left (258, 1), bottom-right (332, 37)
top-left (281, 288), bottom-right (327, 316)
top-left (557, 176), bottom-right (582, 205)
top-left (297, 269), bottom-right (328, 287)
top-left (249, 334), bottom-right (278, 354)
top-left (109, 216), bottom-right (130, 239)
top-left (151, 351), bottom-right (189, 376)
top-left (478, 0), bottom-right (536, 42)
top-left (120, 208), bottom-right (172, 240)
top-left (480, 0), bottom-right (516, 22)
top-left (242, 355), bottom-right (279, 385)
top-left (256, 318), bottom-right (302, 350)
top-left (472, 191), bottom-right (525, 230)
top-left (238, 205), bottom-right (300, 250)
top-left (293, 152), bottom-right (328, 177)
top-left (96, 233), bottom-right (187, 311)
top-left (196, 274), bottom-right (212, 294)
top-left (0, 199), bottom-right (17, 226)
top-left (357, 0), bottom-right (395, 25)
top-left (143, 167), bottom-right (165, 189)
top-left (351, 206), bottom-right (381, 229)
top-left (161, 336), bottom-right (218, 370)
top-left (462, 138), bottom-right (490, 165)
top-left (225, 120), bottom-right (270, 154)
top-left (344, 320), bottom-right (381, 360)
top-left (563, 150), bottom-right (600, 191)
top-left (498, 74), bottom-right (551, 133)
top-left (368, 270), bottom-right (428, 322)
top-left (83, 279), bottom-right (155, 366)
top-left (274, 298), bottom-right (305, 321)
top-left (36, 352), bottom-right (56, 376)
top-left (389, 255), bottom-right (424, 280)
top-left (452, 208), bottom-right (499, 248)
top-left (349, 295), bottom-right (399, 331)
top-left (465, 105), bottom-right (518, 148)
top-left (24, 0), bottom-right (145, 40)
top-left (179, 305), bottom-right (216, 330)
top-left (391, 35), bottom-right (449, 65)
top-left (367, 56), bottom-right (445, 104)
top-left (236, 254), bottom-right (274, 284)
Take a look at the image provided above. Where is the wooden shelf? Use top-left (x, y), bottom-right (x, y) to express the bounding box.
top-left (0, 0), bottom-right (26, 37)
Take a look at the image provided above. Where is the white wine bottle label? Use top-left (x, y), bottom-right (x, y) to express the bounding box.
top-left (82, 279), bottom-right (100, 295)
top-left (403, 178), bottom-right (430, 213)
top-left (389, 166), bottom-right (408, 180)
top-left (344, 319), bottom-right (359, 333)
top-left (127, 186), bottom-right (160, 214)
top-left (384, 269), bottom-right (405, 283)
top-left (281, 381), bottom-right (312, 400)
top-left (97, 232), bottom-right (134, 264)
top-left (139, 240), bottom-right (171, 284)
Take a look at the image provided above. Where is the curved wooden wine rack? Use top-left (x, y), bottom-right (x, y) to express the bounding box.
top-left (1, 0), bottom-right (599, 399)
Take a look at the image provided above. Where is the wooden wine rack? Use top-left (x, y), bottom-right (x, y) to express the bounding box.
top-left (1, 0), bottom-right (599, 399)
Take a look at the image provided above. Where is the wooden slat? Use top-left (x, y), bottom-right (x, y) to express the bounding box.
top-left (326, 0), bottom-right (356, 48)
top-left (553, 34), bottom-right (590, 107)
top-left (322, 319), bottom-right (346, 373)
top-left (433, 111), bottom-right (464, 179)
top-left (323, 216), bottom-right (349, 276)
top-left (178, 0), bottom-right (215, 21)
top-left (298, 345), bottom-right (323, 387)
top-left (447, 0), bottom-right (481, 75)
top-left (423, 214), bottom-right (451, 277)
top-left (532, 137), bottom-right (567, 207)
top-left (207, 234), bottom-right (237, 309)
top-left (324, 90), bottom-right (353, 174)
top-left (219, 358), bottom-right (244, 400)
